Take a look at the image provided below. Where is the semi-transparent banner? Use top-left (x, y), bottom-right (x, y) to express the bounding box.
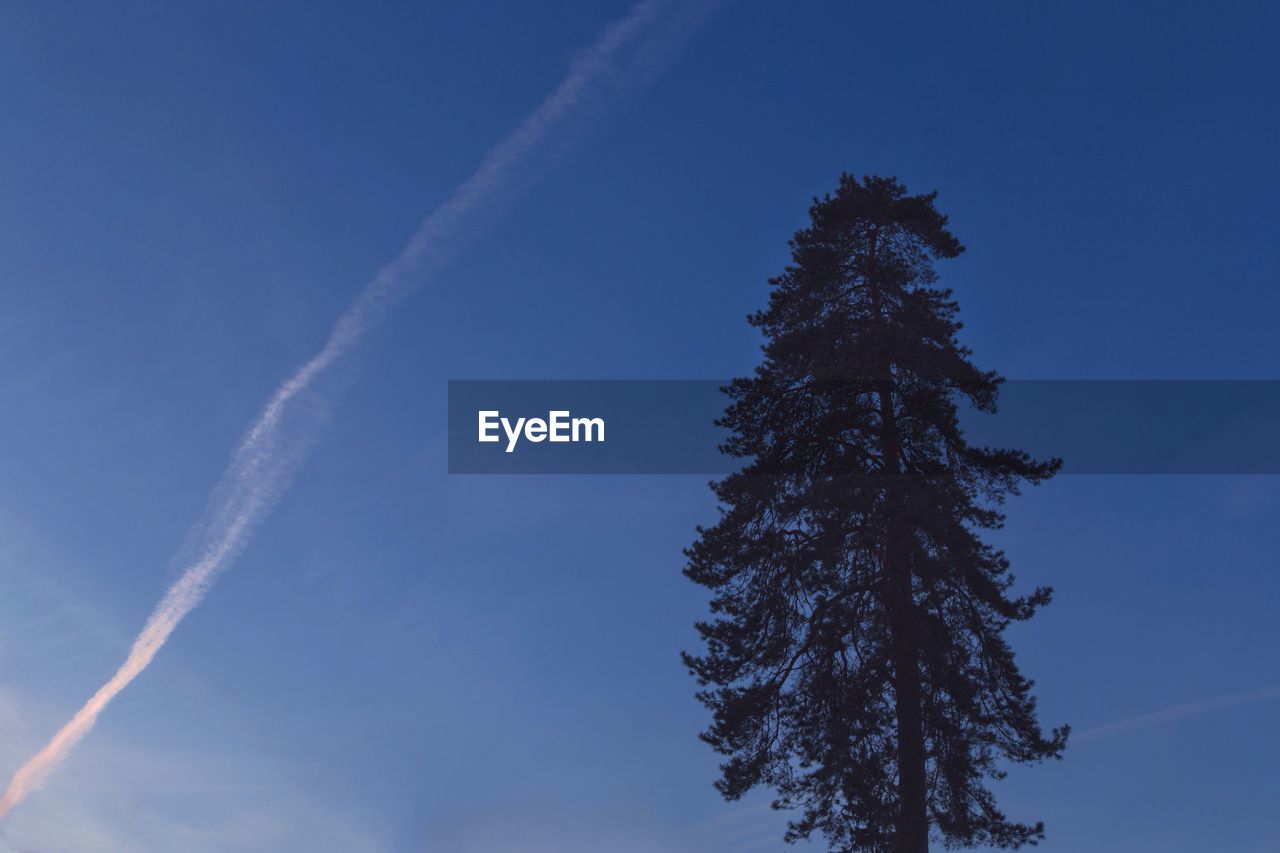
top-left (447, 380), bottom-right (1280, 474)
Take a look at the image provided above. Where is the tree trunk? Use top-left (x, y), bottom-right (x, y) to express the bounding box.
top-left (881, 423), bottom-right (929, 853)
top-left (867, 231), bottom-right (930, 853)
top-left (890, 567), bottom-right (929, 853)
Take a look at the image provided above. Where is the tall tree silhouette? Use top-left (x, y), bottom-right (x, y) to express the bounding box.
top-left (684, 175), bottom-right (1067, 852)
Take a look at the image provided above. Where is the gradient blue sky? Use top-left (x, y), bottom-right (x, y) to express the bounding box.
top-left (1, 2), bottom-right (1279, 850)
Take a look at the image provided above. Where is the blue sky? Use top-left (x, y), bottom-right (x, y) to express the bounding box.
top-left (1, 1), bottom-right (1279, 850)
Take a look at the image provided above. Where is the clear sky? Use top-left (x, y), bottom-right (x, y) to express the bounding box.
top-left (1, 2), bottom-right (1278, 851)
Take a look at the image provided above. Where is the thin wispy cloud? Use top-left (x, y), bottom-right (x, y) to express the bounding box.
top-left (0, 0), bottom-right (718, 825)
top-left (0, 683), bottom-right (384, 853)
top-left (1075, 684), bottom-right (1280, 743)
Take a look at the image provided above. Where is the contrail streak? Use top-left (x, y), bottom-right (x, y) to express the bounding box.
top-left (1075, 684), bottom-right (1280, 743)
top-left (0, 0), bottom-right (713, 823)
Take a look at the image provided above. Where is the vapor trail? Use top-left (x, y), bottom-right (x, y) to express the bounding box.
top-left (1075, 684), bottom-right (1280, 743)
top-left (0, 0), bottom-right (712, 822)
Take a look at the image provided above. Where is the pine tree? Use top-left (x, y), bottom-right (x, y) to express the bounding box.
top-left (683, 175), bottom-right (1068, 852)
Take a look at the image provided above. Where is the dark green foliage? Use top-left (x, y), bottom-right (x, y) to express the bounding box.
top-left (684, 175), bottom-right (1067, 852)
